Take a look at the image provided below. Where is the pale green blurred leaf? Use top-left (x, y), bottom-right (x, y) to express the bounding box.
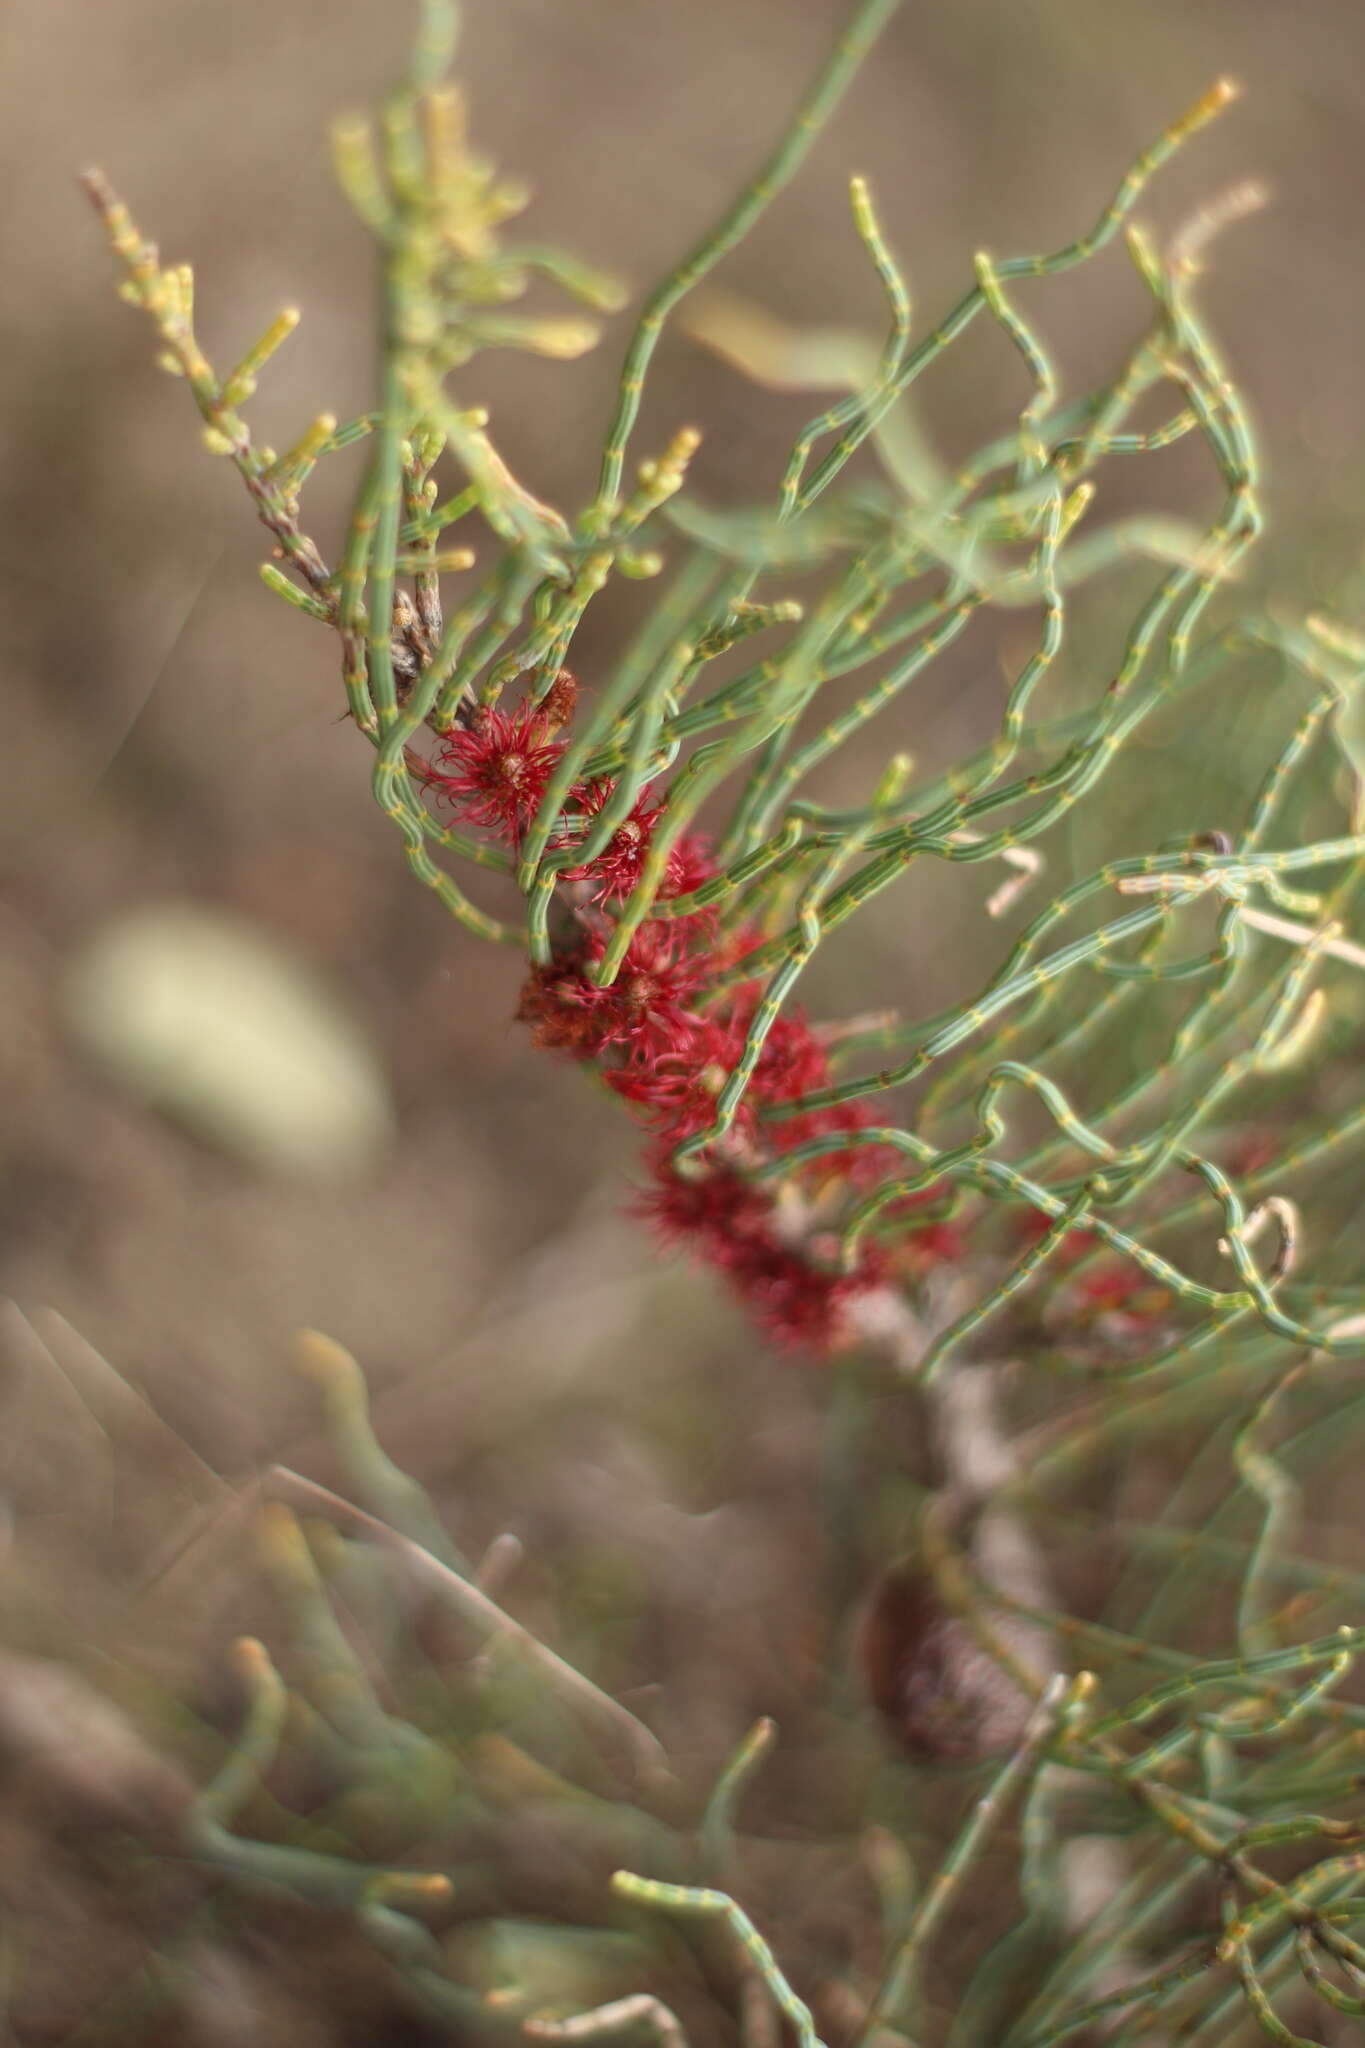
top-left (685, 288), bottom-right (876, 393)
top-left (62, 903), bottom-right (395, 1177)
top-left (684, 289), bottom-right (949, 506)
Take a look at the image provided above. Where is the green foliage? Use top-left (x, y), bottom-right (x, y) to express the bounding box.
top-left (80, 0), bottom-right (1365, 2041)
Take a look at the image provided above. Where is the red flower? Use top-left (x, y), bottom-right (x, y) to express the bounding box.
top-left (560, 781), bottom-right (667, 905)
top-left (896, 1218), bottom-right (966, 1271)
top-left (560, 789), bottom-right (721, 915)
top-left (517, 924), bottom-right (709, 1064)
top-left (609, 996), bottom-right (832, 1141)
top-left (635, 1148), bottom-right (773, 1256)
top-left (493, 736), bottom-right (966, 1355)
top-left (423, 703), bottom-right (564, 848)
top-left (768, 1101), bottom-right (900, 1189)
top-left (664, 831), bottom-right (720, 907)
top-left (608, 1018), bottom-right (746, 1139)
top-left (517, 960), bottom-right (607, 1057)
top-left (538, 668), bottom-right (580, 734)
top-left (726, 1232), bottom-right (888, 1353)
top-left (730, 998), bottom-right (831, 1105)
top-left (585, 923), bottom-right (710, 1054)
top-left (635, 1147), bottom-right (888, 1354)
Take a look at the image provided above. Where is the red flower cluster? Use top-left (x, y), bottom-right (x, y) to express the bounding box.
top-left (518, 922), bottom-right (709, 1060)
top-left (532, 934), bottom-right (959, 1350)
top-left (419, 677), bottom-right (962, 1353)
top-left (638, 1148), bottom-right (891, 1353)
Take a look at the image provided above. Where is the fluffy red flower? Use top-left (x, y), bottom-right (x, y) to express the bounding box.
top-left (560, 789), bottom-right (721, 916)
top-left (424, 703), bottom-right (564, 848)
top-left (635, 1147), bottom-right (888, 1353)
top-left (726, 1232), bottom-right (888, 1353)
top-left (730, 998), bottom-right (832, 1104)
top-left (517, 924), bottom-right (709, 1063)
top-left (767, 1100), bottom-right (899, 1189)
top-left (896, 1217), bottom-right (966, 1270)
top-left (666, 831), bottom-right (719, 901)
top-left (609, 996), bottom-right (831, 1141)
top-left (635, 1149), bottom-right (774, 1256)
top-left (494, 734), bottom-right (965, 1353)
top-left (537, 668), bottom-right (580, 733)
top-left (560, 781), bottom-right (667, 905)
top-left (608, 1019), bottom-right (744, 1139)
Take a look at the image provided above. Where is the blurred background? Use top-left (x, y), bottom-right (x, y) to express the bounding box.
top-left (2, 0), bottom-right (1365, 2034)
